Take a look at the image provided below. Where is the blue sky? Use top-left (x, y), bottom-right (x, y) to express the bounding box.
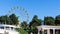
top-left (0, 0), bottom-right (60, 23)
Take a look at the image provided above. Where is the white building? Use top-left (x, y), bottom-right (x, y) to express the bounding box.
top-left (0, 24), bottom-right (19, 34)
top-left (37, 25), bottom-right (60, 34)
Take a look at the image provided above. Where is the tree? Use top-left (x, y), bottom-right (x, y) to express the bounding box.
top-left (29, 15), bottom-right (42, 34)
top-left (55, 15), bottom-right (60, 25)
top-left (29, 15), bottom-right (42, 27)
top-left (0, 14), bottom-right (19, 25)
top-left (21, 21), bottom-right (28, 29)
top-left (21, 21), bottom-right (30, 32)
top-left (3, 15), bottom-right (11, 24)
top-left (44, 16), bottom-right (55, 25)
top-left (0, 16), bottom-right (5, 24)
top-left (9, 14), bottom-right (19, 25)
top-left (0, 15), bottom-right (11, 24)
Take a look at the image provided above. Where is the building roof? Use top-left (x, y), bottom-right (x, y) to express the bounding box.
top-left (37, 25), bottom-right (60, 31)
top-left (0, 24), bottom-right (19, 28)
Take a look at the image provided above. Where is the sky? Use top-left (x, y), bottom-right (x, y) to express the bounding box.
top-left (0, 0), bottom-right (60, 23)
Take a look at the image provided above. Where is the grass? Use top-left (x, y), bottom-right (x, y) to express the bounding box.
top-left (16, 28), bottom-right (28, 34)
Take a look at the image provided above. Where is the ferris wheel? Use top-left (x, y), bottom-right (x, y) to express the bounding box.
top-left (7, 6), bottom-right (29, 23)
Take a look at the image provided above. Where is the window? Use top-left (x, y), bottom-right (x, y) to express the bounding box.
top-left (11, 27), bottom-right (13, 30)
top-left (44, 30), bottom-right (47, 34)
top-left (0, 26), bottom-right (4, 29)
top-left (6, 27), bottom-right (9, 30)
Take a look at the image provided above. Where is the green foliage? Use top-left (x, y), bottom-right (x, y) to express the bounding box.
top-left (29, 15), bottom-right (42, 27)
top-left (55, 15), bottom-right (60, 25)
top-left (29, 15), bottom-right (42, 34)
top-left (21, 21), bottom-right (30, 33)
top-left (21, 21), bottom-right (27, 29)
top-left (1, 13), bottom-right (60, 34)
top-left (44, 16), bottom-right (55, 25)
top-left (0, 14), bottom-right (19, 25)
top-left (0, 15), bottom-right (11, 24)
top-left (9, 14), bottom-right (19, 25)
top-left (16, 28), bottom-right (28, 34)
